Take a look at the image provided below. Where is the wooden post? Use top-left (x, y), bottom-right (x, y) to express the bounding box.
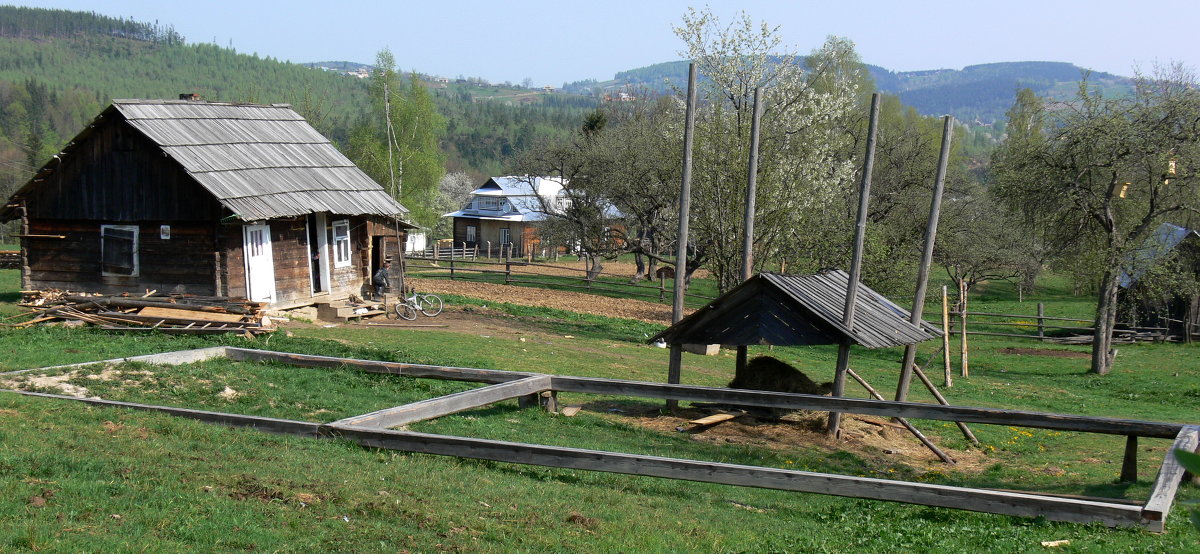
top-left (741, 86), bottom-right (764, 282)
top-left (659, 274), bottom-right (666, 301)
top-left (960, 280), bottom-right (969, 378)
top-left (735, 346), bottom-right (748, 380)
top-left (433, 242), bottom-right (440, 262)
top-left (1037, 302), bottom-right (1045, 341)
top-left (487, 241), bottom-right (492, 259)
top-left (672, 62), bottom-right (698, 325)
top-left (829, 92), bottom-right (882, 437)
top-left (1120, 435), bottom-right (1138, 482)
top-left (896, 115), bottom-right (953, 402)
top-left (505, 257), bottom-right (512, 285)
top-left (449, 257), bottom-right (455, 280)
top-left (942, 285), bottom-right (953, 387)
top-left (541, 391), bottom-right (558, 414)
top-left (666, 344), bottom-right (683, 411)
top-left (474, 244), bottom-right (479, 259)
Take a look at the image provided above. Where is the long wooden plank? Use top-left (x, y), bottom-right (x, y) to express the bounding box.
top-left (549, 376), bottom-right (1185, 438)
top-left (0, 346), bottom-right (230, 376)
top-left (325, 427), bottom-right (1145, 528)
top-left (329, 375), bottom-right (552, 429)
top-left (225, 348), bottom-right (536, 384)
top-left (1141, 425), bottom-right (1200, 532)
top-left (137, 306), bottom-right (247, 323)
top-left (5, 389), bottom-right (320, 437)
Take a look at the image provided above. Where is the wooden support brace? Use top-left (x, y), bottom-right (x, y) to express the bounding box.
top-left (911, 363), bottom-right (980, 446)
top-left (329, 375), bottom-right (552, 429)
top-left (540, 390), bottom-right (558, 413)
top-left (847, 368), bottom-right (955, 464)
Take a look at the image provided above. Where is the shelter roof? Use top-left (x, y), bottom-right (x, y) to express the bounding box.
top-left (1120, 222), bottom-right (1200, 287)
top-left (649, 270), bottom-right (940, 349)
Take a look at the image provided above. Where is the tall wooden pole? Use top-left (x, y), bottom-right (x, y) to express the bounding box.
top-left (671, 62), bottom-right (698, 326)
top-left (737, 87), bottom-right (765, 379)
top-left (667, 63), bottom-right (698, 410)
top-left (828, 93), bottom-right (881, 437)
top-left (741, 86), bottom-right (764, 282)
top-left (895, 115), bottom-right (954, 402)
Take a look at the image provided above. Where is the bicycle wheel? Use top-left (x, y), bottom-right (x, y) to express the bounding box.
top-left (418, 294), bottom-right (443, 317)
top-left (394, 302), bottom-right (418, 320)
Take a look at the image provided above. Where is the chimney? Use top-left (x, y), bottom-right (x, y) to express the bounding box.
top-left (179, 93), bottom-right (201, 101)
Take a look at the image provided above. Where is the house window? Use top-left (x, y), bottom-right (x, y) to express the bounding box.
top-left (101, 225), bottom-right (139, 276)
top-left (477, 197), bottom-right (501, 211)
top-left (465, 225), bottom-right (477, 243)
top-left (499, 227), bottom-right (511, 246)
top-left (333, 219), bottom-right (351, 268)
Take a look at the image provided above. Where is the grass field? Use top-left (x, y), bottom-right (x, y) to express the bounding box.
top-left (0, 269), bottom-right (1198, 551)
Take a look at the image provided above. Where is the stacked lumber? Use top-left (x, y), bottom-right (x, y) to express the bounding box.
top-left (7, 291), bottom-right (272, 336)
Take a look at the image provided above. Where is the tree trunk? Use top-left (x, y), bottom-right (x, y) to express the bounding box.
top-left (1090, 270), bottom-right (1120, 375)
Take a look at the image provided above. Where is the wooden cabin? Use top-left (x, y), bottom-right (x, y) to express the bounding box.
top-left (1118, 222), bottom-right (1200, 339)
top-left (0, 98), bottom-right (413, 308)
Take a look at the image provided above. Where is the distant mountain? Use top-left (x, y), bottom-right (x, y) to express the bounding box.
top-left (567, 59), bottom-right (1133, 126)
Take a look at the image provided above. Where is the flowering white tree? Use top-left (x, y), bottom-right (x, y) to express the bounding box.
top-left (674, 8), bottom-right (864, 291)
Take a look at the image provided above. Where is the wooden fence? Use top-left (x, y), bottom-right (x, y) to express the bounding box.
top-left (7, 346), bottom-right (1197, 532)
top-left (404, 254), bottom-right (716, 308)
top-left (932, 304), bottom-right (1169, 343)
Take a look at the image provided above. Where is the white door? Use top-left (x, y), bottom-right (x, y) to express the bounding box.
top-left (243, 224), bottom-right (276, 303)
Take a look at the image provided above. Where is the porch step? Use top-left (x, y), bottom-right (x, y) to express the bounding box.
top-left (316, 300), bottom-right (387, 323)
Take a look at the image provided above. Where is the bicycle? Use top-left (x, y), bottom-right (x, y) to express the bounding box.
top-left (393, 290), bottom-right (443, 320)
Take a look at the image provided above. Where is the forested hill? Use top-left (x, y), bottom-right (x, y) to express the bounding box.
top-left (0, 6), bottom-right (594, 198)
top-left (571, 59), bottom-right (1132, 125)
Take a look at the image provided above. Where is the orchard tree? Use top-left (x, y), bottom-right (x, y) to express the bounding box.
top-left (674, 9), bottom-right (865, 292)
top-left (993, 66), bottom-right (1200, 374)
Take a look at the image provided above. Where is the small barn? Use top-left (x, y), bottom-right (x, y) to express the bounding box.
top-left (0, 98), bottom-right (413, 307)
top-left (650, 270), bottom-right (940, 383)
top-left (1118, 222), bottom-right (1200, 339)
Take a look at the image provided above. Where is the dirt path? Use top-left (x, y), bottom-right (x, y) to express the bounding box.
top-left (408, 277), bottom-right (686, 325)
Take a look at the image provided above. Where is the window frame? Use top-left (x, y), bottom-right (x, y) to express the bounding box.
top-left (465, 224), bottom-right (477, 243)
top-left (332, 219), bottom-right (352, 268)
top-left (100, 224), bottom-right (140, 277)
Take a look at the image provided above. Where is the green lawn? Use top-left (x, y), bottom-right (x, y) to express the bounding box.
top-left (0, 269), bottom-right (1197, 551)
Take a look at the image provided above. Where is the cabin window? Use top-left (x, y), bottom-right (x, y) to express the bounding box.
top-left (465, 225), bottom-right (477, 243)
top-left (499, 227), bottom-right (511, 246)
top-left (101, 225), bottom-right (139, 276)
top-left (333, 219), bottom-right (351, 268)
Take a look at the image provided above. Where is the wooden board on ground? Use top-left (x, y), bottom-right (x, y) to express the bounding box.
top-left (137, 306), bottom-right (246, 323)
top-left (688, 413), bottom-right (737, 426)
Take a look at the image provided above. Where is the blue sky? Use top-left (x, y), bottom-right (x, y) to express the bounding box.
top-left (14, 1), bottom-right (1200, 85)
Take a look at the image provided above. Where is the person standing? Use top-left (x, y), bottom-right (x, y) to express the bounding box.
top-left (373, 261), bottom-right (391, 300)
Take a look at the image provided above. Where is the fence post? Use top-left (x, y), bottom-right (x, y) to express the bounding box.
top-left (487, 241), bottom-right (492, 259)
top-left (959, 280), bottom-right (969, 378)
top-left (449, 257), bottom-right (455, 280)
top-left (505, 249), bottom-right (512, 285)
top-left (474, 244), bottom-right (478, 260)
top-left (1037, 302), bottom-right (1045, 341)
top-left (942, 285), bottom-right (952, 388)
top-left (433, 242), bottom-right (440, 262)
top-left (659, 274), bottom-right (666, 301)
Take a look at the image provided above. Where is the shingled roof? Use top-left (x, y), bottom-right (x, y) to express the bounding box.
top-left (649, 270), bottom-right (940, 349)
top-left (6, 99), bottom-right (408, 223)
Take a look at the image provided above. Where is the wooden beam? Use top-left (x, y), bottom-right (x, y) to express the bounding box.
top-left (1141, 425), bottom-right (1200, 532)
top-left (226, 348), bottom-right (536, 384)
top-left (548, 376), bottom-right (1185, 438)
top-left (325, 427), bottom-right (1145, 528)
top-left (329, 375), bottom-right (552, 429)
top-left (6, 390), bottom-right (321, 437)
top-left (0, 346), bottom-right (230, 377)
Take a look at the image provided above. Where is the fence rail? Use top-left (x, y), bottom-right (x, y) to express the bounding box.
top-left (925, 304), bottom-right (1171, 343)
